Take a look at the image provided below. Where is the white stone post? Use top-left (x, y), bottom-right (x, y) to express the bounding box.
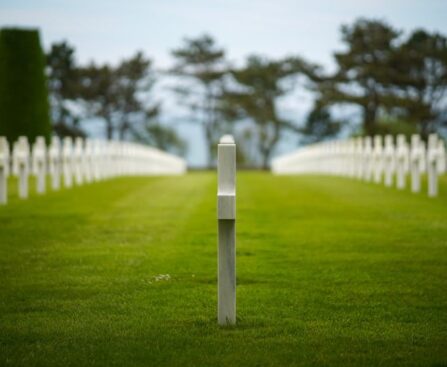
top-left (32, 137), bottom-right (47, 194)
top-left (13, 137), bottom-right (30, 199)
top-left (217, 135), bottom-right (236, 326)
top-left (427, 134), bottom-right (439, 197)
top-left (0, 137), bottom-right (9, 205)
top-left (48, 137), bottom-right (61, 190)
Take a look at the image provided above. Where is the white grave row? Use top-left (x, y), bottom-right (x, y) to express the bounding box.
top-left (0, 136), bottom-right (186, 204)
top-left (271, 134), bottom-right (446, 198)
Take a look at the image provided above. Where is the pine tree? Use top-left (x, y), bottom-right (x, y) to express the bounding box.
top-left (0, 28), bottom-right (51, 143)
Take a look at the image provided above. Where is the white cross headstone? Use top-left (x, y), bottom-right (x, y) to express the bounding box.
top-left (74, 138), bottom-right (84, 185)
top-left (427, 134), bottom-right (440, 197)
top-left (347, 139), bottom-right (356, 178)
top-left (363, 137), bottom-right (373, 181)
top-left (373, 135), bottom-right (383, 184)
top-left (62, 137), bottom-right (74, 188)
top-left (383, 135), bottom-right (395, 187)
top-left (92, 140), bottom-right (102, 181)
top-left (84, 139), bottom-right (93, 183)
top-left (0, 137), bottom-right (10, 204)
top-left (32, 137), bottom-right (47, 194)
top-left (48, 137), bottom-right (61, 190)
top-left (410, 135), bottom-right (423, 193)
top-left (395, 134), bottom-right (409, 190)
top-left (354, 137), bottom-right (363, 179)
top-left (217, 134), bottom-right (236, 326)
top-left (12, 136), bottom-right (30, 199)
top-left (437, 139), bottom-right (446, 175)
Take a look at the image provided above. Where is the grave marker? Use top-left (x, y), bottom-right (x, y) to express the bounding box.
top-left (12, 137), bottom-right (30, 199)
top-left (373, 135), bottom-right (383, 183)
top-left (217, 135), bottom-right (236, 326)
top-left (74, 138), bottom-right (84, 185)
top-left (84, 139), bottom-right (93, 183)
top-left (410, 135), bottom-right (423, 193)
top-left (354, 137), bottom-right (363, 179)
top-left (384, 135), bottom-right (395, 187)
top-left (363, 137), bottom-right (373, 181)
top-left (396, 134), bottom-right (409, 190)
top-left (0, 137), bottom-right (9, 204)
top-left (32, 137), bottom-right (47, 194)
top-left (63, 137), bottom-right (74, 188)
top-left (427, 134), bottom-right (440, 197)
top-left (48, 137), bottom-right (61, 190)
top-left (437, 139), bottom-right (446, 175)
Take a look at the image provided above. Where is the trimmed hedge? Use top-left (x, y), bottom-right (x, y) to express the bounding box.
top-left (0, 28), bottom-right (51, 144)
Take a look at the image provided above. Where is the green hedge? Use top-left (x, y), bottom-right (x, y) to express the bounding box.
top-left (0, 28), bottom-right (51, 144)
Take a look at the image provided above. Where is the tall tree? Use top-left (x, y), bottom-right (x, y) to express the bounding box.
top-left (46, 41), bottom-right (84, 137)
top-left (317, 19), bottom-right (400, 135)
top-left (132, 120), bottom-right (186, 156)
top-left (0, 28), bottom-right (51, 143)
top-left (299, 104), bottom-right (341, 144)
top-left (171, 34), bottom-right (226, 167)
top-left (114, 52), bottom-right (157, 140)
top-left (78, 52), bottom-right (160, 140)
top-left (78, 63), bottom-right (117, 139)
top-left (225, 55), bottom-right (309, 169)
top-left (392, 30), bottom-right (447, 138)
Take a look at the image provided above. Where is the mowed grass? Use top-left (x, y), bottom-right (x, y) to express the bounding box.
top-left (0, 172), bottom-right (447, 366)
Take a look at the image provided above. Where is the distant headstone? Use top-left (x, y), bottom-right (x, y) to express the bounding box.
top-left (48, 137), bottom-right (61, 190)
top-left (354, 137), bottom-right (363, 179)
top-left (74, 138), bottom-right (84, 185)
top-left (0, 137), bottom-right (9, 204)
top-left (363, 137), bottom-right (373, 181)
top-left (32, 136), bottom-right (47, 194)
top-left (373, 135), bottom-right (383, 184)
top-left (84, 139), bottom-right (93, 183)
top-left (427, 134), bottom-right (441, 197)
top-left (437, 139), bottom-right (446, 175)
top-left (384, 135), bottom-right (395, 187)
top-left (410, 135), bottom-right (423, 193)
top-left (12, 136), bottom-right (30, 199)
top-left (62, 137), bottom-right (74, 188)
top-left (395, 134), bottom-right (409, 190)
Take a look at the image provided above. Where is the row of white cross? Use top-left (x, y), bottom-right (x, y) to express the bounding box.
top-left (271, 133), bottom-right (446, 197)
top-left (0, 135), bottom-right (186, 204)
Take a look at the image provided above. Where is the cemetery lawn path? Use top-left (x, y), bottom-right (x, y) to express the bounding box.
top-left (0, 172), bottom-right (447, 367)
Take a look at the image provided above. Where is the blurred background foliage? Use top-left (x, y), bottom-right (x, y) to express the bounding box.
top-left (0, 18), bottom-right (446, 167)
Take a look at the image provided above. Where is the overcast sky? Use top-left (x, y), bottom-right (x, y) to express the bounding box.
top-left (1, 0), bottom-right (447, 165)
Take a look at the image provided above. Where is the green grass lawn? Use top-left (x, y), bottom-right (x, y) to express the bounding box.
top-left (1, 172), bottom-right (447, 366)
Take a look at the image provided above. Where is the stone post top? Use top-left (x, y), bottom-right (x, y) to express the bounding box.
top-left (219, 135), bottom-right (235, 144)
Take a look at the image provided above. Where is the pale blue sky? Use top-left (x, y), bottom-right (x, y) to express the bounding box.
top-left (1, 0), bottom-right (446, 165)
